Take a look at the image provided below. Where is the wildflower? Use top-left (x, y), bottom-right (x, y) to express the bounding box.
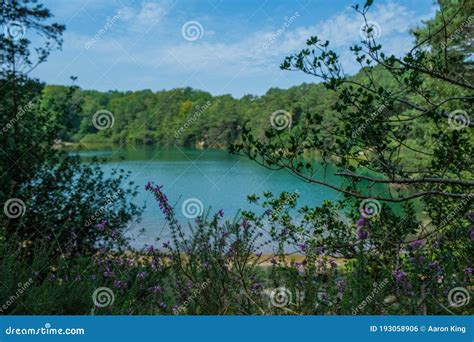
top-left (335, 279), bottom-right (346, 295)
top-left (217, 209), bottom-right (224, 218)
top-left (162, 241), bottom-right (171, 249)
top-left (393, 269), bottom-right (407, 283)
top-left (145, 181), bottom-right (151, 190)
top-left (357, 227), bottom-right (368, 240)
top-left (113, 280), bottom-right (125, 289)
top-left (298, 242), bottom-right (307, 252)
top-left (203, 261), bottom-right (210, 270)
top-left (146, 245), bottom-right (156, 254)
top-left (148, 285), bottom-right (163, 293)
top-left (95, 220), bottom-right (107, 231)
top-left (103, 266), bottom-right (114, 278)
top-left (250, 282), bottom-right (262, 293)
top-left (356, 217), bottom-right (366, 228)
top-left (409, 239), bottom-right (423, 250)
top-left (146, 184), bottom-right (174, 220)
top-left (464, 266), bottom-right (473, 275)
top-left (242, 218), bottom-right (251, 229)
top-left (329, 259), bottom-right (337, 268)
top-left (159, 302), bottom-right (167, 308)
top-left (469, 227), bottom-right (474, 241)
top-left (137, 272), bottom-right (147, 280)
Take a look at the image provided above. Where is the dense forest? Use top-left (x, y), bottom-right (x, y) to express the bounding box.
top-left (42, 82), bottom-right (335, 148)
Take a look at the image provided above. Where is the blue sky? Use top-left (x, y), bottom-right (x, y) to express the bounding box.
top-left (32, 0), bottom-right (437, 97)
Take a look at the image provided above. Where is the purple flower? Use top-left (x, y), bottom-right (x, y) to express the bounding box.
top-left (113, 280), bottom-right (125, 289)
top-left (329, 259), bottom-right (337, 268)
top-left (217, 209), bottom-right (224, 218)
top-left (146, 245), bottom-right (156, 254)
top-left (356, 217), bottom-right (366, 228)
top-left (242, 218), bottom-right (251, 230)
top-left (250, 282), bottom-right (262, 293)
top-left (336, 279), bottom-right (346, 295)
top-left (469, 227), bottom-right (474, 241)
top-left (357, 227), bottom-right (368, 240)
top-left (464, 266), bottom-right (473, 275)
top-left (203, 261), bottom-right (210, 270)
top-left (298, 242), bottom-right (307, 252)
top-left (393, 269), bottom-right (407, 283)
top-left (145, 181), bottom-right (152, 190)
top-left (428, 261), bottom-right (440, 271)
top-left (146, 184), bottom-right (174, 220)
top-left (159, 302), bottom-right (167, 308)
top-left (409, 239), bottom-right (423, 250)
top-left (148, 285), bottom-right (163, 293)
top-left (162, 241), bottom-right (171, 249)
top-left (103, 266), bottom-right (114, 278)
top-left (137, 272), bottom-right (147, 279)
top-left (95, 220), bottom-right (107, 231)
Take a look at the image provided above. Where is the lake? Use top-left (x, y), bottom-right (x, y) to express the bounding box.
top-left (76, 146), bottom-right (341, 248)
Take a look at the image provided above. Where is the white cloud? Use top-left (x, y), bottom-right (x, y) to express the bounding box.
top-left (64, 2), bottom-right (438, 78)
top-left (132, 2), bottom-right (436, 75)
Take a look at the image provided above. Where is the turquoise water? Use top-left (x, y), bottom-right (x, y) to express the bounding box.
top-left (77, 146), bottom-right (341, 248)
